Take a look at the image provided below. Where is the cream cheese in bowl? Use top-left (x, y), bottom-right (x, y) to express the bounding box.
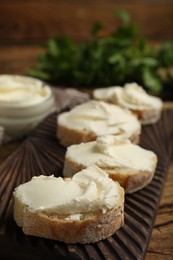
top-left (0, 75), bottom-right (55, 137)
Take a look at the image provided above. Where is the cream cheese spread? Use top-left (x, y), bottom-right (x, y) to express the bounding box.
top-left (0, 75), bottom-right (55, 136)
top-left (64, 135), bottom-right (157, 176)
top-left (14, 166), bottom-right (121, 218)
top-left (93, 86), bottom-right (118, 103)
top-left (58, 100), bottom-right (141, 139)
top-left (0, 75), bottom-right (52, 107)
top-left (93, 82), bottom-right (162, 111)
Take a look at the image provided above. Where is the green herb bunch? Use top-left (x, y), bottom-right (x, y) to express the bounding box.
top-left (28, 10), bottom-right (173, 94)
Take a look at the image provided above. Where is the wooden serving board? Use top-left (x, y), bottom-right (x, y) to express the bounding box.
top-left (0, 89), bottom-right (173, 260)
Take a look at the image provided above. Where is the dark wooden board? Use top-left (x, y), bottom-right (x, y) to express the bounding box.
top-left (0, 92), bottom-right (173, 259)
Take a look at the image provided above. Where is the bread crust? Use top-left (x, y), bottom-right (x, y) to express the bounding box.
top-left (106, 168), bottom-right (155, 193)
top-left (63, 157), bottom-right (157, 193)
top-left (57, 124), bottom-right (97, 147)
top-left (19, 200), bottom-right (124, 244)
top-left (57, 124), bottom-right (140, 147)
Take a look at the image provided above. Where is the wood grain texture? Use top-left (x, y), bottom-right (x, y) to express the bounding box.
top-left (0, 0), bottom-right (173, 45)
top-left (0, 45), bottom-right (43, 75)
top-left (146, 156), bottom-right (173, 259)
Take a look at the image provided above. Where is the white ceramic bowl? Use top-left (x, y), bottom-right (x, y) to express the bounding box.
top-left (0, 75), bottom-right (55, 137)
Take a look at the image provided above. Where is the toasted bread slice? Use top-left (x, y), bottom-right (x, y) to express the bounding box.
top-left (63, 135), bottom-right (157, 193)
top-left (93, 83), bottom-right (162, 125)
top-left (13, 166), bottom-right (124, 244)
top-left (57, 100), bottom-right (141, 147)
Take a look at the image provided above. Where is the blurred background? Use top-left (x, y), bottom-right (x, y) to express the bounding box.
top-left (0, 0), bottom-right (173, 97)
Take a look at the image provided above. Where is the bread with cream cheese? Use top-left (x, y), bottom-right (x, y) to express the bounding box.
top-left (57, 100), bottom-right (141, 147)
top-left (63, 135), bottom-right (157, 193)
top-left (13, 166), bottom-right (124, 244)
top-left (93, 82), bottom-right (163, 125)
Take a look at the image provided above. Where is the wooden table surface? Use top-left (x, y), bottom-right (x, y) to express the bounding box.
top-left (145, 103), bottom-right (173, 260)
top-left (146, 150), bottom-right (173, 259)
top-left (0, 46), bottom-right (173, 259)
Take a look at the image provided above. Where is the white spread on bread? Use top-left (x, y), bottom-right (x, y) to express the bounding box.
top-left (0, 75), bottom-right (52, 106)
top-left (58, 100), bottom-right (141, 139)
top-left (64, 135), bottom-right (157, 174)
top-left (13, 166), bottom-right (121, 219)
top-left (93, 86), bottom-right (119, 102)
top-left (93, 82), bottom-right (162, 111)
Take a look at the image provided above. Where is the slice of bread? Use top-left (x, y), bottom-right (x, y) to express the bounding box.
top-left (13, 166), bottom-right (124, 244)
top-left (63, 135), bottom-right (158, 193)
top-left (57, 100), bottom-right (141, 147)
top-left (93, 83), bottom-right (163, 125)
